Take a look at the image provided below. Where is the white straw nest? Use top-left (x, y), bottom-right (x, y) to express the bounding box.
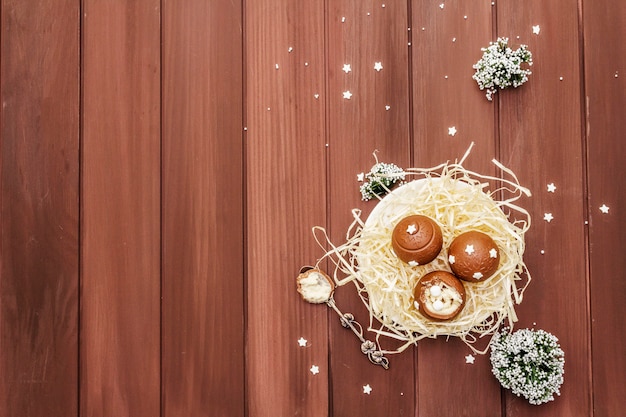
top-left (313, 157), bottom-right (532, 355)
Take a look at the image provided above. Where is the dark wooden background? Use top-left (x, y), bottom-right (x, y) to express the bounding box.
top-left (1, 0), bottom-right (624, 416)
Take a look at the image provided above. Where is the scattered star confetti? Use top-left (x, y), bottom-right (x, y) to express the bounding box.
top-left (547, 183), bottom-right (557, 193)
top-left (357, 172), bottom-right (365, 182)
top-left (298, 337), bottom-right (308, 347)
top-left (464, 244), bottom-right (475, 255)
top-left (559, 76), bottom-right (564, 81)
top-left (275, 63), bottom-right (279, 69)
top-left (452, 37), bottom-right (456, 42)
top-left (473, 272), bottom-right (483, 280)
top-left (532, 25), bottom-right (541, 35)
top-left (448, 254), bottom-right (455, 264)
top-left (385, 105), bottom-right (391, 111)
top-left (343, 91), bottom-right (353, 100)
top-left (489, 248), bottom-right (498, 258)
top-left (448, 126), bottom-right (457, 136)
top-left (342, 64), bottom-right (352, 73)
top-left (465, 354), bottom-right (476, 364)
top-left (540, 250), bottom-right (545, 255)
top-left (599, 204), bottom-right (610, 214)
top-left (439, 3), bottom-right (444, 9)
top-left (363, 384), bottom-right (373, 394)
top-left (310, 365), bottom-right (320, 375)
top-left (544, 213), bottom-right (554, 222)
top-left (408, 260), bottom-right (419, 267)
top-left (406, 224), bottom-right (417, 234)
top-left (288, 46), bottom-right (294, 52)
top-left (314, 93), bottom-right (320, 99)
top-left (374, 62), bottom-right (383, 71)
top-left (341, 16), bottom-right (346, 22)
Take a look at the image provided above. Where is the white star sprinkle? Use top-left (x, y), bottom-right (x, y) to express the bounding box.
top-left (357, 172), bottom-right (365, 182)
top-left (341, 16), bottom-right (346, 23)
top-left (288, 46), bottom-right (294, 53)
top-left (547, 183), bottom-right (557, 193)
top-left (310, 365), bottom-right (320, 375)
top-left (298, 337), bottom-right (307, 347)
top-left (275, 63), bottom-right (279, 69)
top-left (342, 64), bottom-right (352, 73)
top-left (599, 204), bottom-right (610, 214)
top-left (448, 126), bottom-right (457, 136)
top-left (489, 248), bottom-right (498, 258)
top-left (464, 244), bottom-right (475, 255)
top-left (408, 260), bottom-right (419, 267)
top-left (343, 91), bottom-right (353, 100)
top-left (544, 213), bottom-right (554, 222)
top-left (406, 224), bottom-right (417, 234)
top-left (314, 93), bottom-right (320, 99)
top-left (532, 25), bottom-right (541, 35)
top-left (363, 384), bottom-right (373, 394)
top-left (448, 254), bottom-right (455, 264)
top-left (465, 354), bottom-right (475, 364)
top-left (374, 62), bottom-right (383, 71)
top-left (439, 3), bottom-right (444, 9)
top-left (473, 272), bottom-right (483, 280)
top-left (385, 105), bottom-right (391, 111)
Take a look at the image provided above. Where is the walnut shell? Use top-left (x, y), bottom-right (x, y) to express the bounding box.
top-left (391, 215), bottom-right (443, 266)
top-left (414, 271), bottom-right (466, 320)
top-left (448, 231), bottom-right (500, 282)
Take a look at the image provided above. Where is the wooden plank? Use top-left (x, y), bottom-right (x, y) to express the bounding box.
top-left (81, 1), bottom-right (160, 415)
top-left (411, 1), bottom-right (502, 415)
top-left (161, 1), bottom-right (245, 415)
top-left (0, 1), bottom-right (79, 416)
top-left (326, 1), bottom-right (415, 415)
top-left (583, 0), bottom-right (626, 415)
top-left (245, 1), bottom-right (329, 415)
top-left (497, 1), bottom-right (591, 415)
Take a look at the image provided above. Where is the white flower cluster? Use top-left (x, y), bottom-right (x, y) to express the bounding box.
top-left (359, 162), bottom-right (405, 201)
top-left (472, 37), bottom-right (533, 101)
top-left (490, 328), bottom-right (565, 405)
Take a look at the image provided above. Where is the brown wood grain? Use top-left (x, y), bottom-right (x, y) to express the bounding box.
top-left (497, 1), bottom-right (591, 415)
top-left (244, 1), bottom-right (329, 415)
top-left (411, 1), bottom-right (503, 415)
top-left (0, 1), bottom-right (79, 416)
top-left (81, 1), bottom-right (161, 415)
top-left (161, 1), bottom-right (245, 416)
top-left (583, 0), bottom-right (626, 415)
top-left (326, 1), bottom-right (415, 415)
